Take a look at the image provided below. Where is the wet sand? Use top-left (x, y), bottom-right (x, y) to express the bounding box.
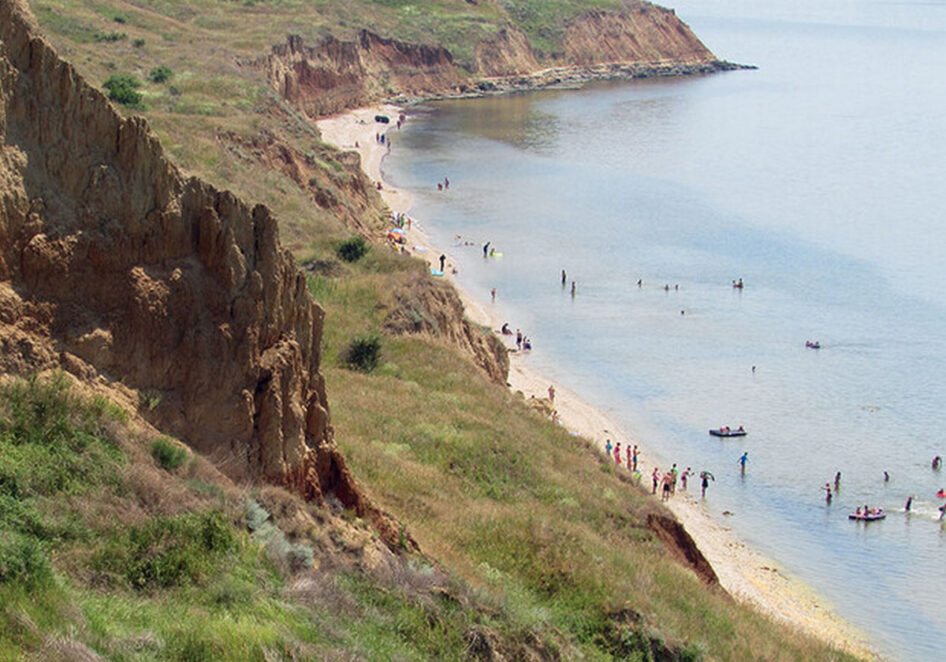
top-left (316, 104), bottom-right (879, 660)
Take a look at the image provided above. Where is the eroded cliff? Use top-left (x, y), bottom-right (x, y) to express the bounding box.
top-left (264, 0), bottom-right (727, 114)
top-left (0, 0), bottom-right (408, 549)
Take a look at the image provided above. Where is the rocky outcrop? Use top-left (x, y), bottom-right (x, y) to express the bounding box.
top-left (0, 0), bottom-right (408, 549)
top-left (267, 32), bottom-right (460, 118)
top-left (383, 274), bottom-right (509, 385)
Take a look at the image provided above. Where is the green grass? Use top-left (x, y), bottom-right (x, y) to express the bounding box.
top-left (316, 251), bottom-right (863, 661)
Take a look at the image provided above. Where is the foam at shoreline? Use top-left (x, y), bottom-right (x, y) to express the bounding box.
top-left (316, 104), bottom-right (878, 660)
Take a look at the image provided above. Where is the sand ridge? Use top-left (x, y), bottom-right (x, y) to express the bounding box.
top-left (316, 105), bottom-right (879, 660)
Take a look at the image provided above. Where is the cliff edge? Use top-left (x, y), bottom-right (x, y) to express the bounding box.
top-left (0, 0), bottom-right (407, 549)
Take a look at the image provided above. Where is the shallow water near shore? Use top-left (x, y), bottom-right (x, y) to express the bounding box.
top-left (382, 1), bottom-right (946, 659)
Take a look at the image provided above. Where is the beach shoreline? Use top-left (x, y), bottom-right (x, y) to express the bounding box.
top-left (316, 104), bottom-right (879, 660)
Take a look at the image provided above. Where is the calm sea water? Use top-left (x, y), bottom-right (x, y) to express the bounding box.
top-left (383, 1), bottom-right (946, 659)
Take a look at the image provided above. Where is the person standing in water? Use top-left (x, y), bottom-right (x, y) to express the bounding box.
top-left (483, 241), bottom-right (490, 258)
top-left (561, 269), bottom-right (567, 286)
top-left (570, 281), bottom-right (576, 297)
top-left (700, 470), bottom-right (714, 498)
top-left (739, 452), bottom-right (749, 474)
top-left (834, 471), bottom-right (841, 491)
top-left (905, 495), bottom-right (914, 512)
top-left (823, 483), bottom-right (833, 503)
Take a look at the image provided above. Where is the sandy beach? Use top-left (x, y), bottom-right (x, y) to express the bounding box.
top-left (317, 104), bottom-right (879, 660)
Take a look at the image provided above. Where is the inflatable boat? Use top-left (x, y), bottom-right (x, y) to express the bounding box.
top-left (709, 428), bottom-right (747, 437)
top-left (849, 509), bottom-right (886, 521)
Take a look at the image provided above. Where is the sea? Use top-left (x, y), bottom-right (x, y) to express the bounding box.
top-left (381, 1), bottom-right (946, 660)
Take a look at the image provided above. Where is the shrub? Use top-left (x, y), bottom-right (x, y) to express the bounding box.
top-left (132, 38), bottom-right (145, 48)
top-left (103, 74), bottom-right (143, 108)
top-left (148, 65), bottom-right (173, 83)
top-left (94, 510), bottom-right (236, 590)
top-left (94, 32), bottom-right (126, 42)
top-left (0, 373), bottom-right (124, 497)
top-left (0, 532), bottom-right (50, 587)
top-left (344, 333), bottom-right (382, 373)
top-left (337, 236), bottom-right (369, 263)
top-left (151, 437), bottom-right (187, 471)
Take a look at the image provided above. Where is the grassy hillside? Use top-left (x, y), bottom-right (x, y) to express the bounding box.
top-left (299, 238), bottom-right (863, 661)
top-left (0, 257), bottom-right (862, 661)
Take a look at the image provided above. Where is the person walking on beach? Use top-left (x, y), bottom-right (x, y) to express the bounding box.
top-left (669, 464), bottom-right (678, 494)
top-left (605, 439), bottom-right (613, 458)
top-left (681, 467), bottom-right (691, 491)
top-left (652, 468), bottom-right (660, 495)
top-left (626, 445), bottom-right (633, 470)
top-left (631, 445), bottom-right (639, 472)
top-left (614, 442), bottom-right (622, 466)
top-left (547, 385), bottom-right (555, 403)
top-left (739, 452), bottom-right (749, 474)
top-left (661, 474), bottom-right (672, 501)
top-left (439, 254), bottom-right (446, 271)
top-left (516, 329), bottom-right (522, 350)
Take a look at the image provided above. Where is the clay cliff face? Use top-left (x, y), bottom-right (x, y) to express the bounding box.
top-left (383, 274), bottom-right (509, 385)
top-left (265, 1), bottom-right (721, 113)
top-left (562, 7), bottom-right (714, 65)
top-left (0, 0), bottom-right (407, 546)
top-left (268, 32), bottom-right (460, 118)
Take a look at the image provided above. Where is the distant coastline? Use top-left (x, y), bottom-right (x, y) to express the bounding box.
top-left (393, 59), bottom-right (754, 105)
